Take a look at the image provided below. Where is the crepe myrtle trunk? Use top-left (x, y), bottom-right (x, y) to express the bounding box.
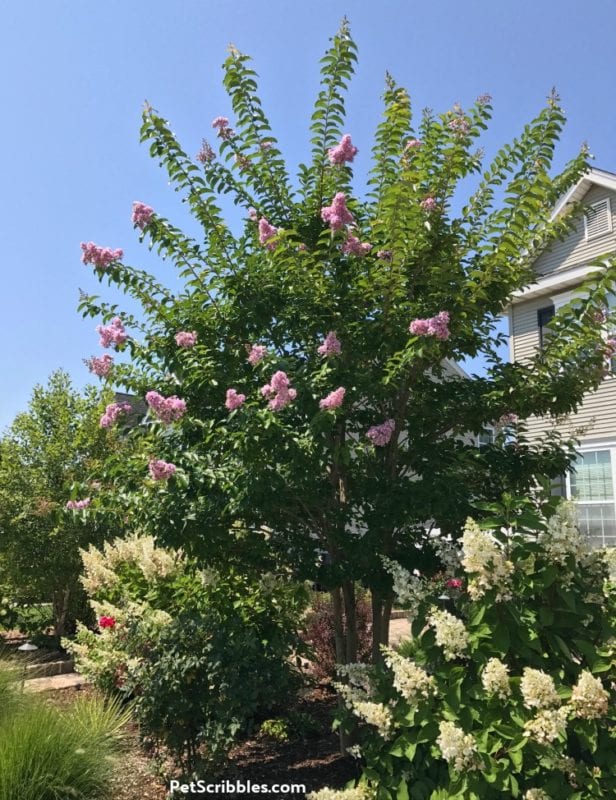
top-left (329, 580), bottom-right (361, 754)
top-left (371, 591), bottom-right (393, 664)
top-left (52, 587), bottom-right (71, 641)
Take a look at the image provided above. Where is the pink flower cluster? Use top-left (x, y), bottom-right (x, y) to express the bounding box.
top-left (86, 354), bottom-right (113, 378)
top-left (66, 498), bottom-right (91, 511)
top-left (197, 140), bottom-right (215, 163)
top-left (409, 311), bottom-right (451, 341)
top-left (448, 116), bottom-right (471, 136)
top-left (377, 250), bottom-right (393, 261)
top-left (97, 317), bottom-right (127, 349)
top-left (420, 196), bottom-right (437, 213)
top-left (319, 387), bottom-right (345, 410)
top-left (145, 391), bottom-right (187, 424)
top-left (605, 339), bottom-right (616, 358)
top-left (318, 331), bottom-right (342, 357)
top-left (212, 116), bottom-right (234, 139)
top-left (148, 459), bottom-right (177, 480)
top-left (100, 402), bottom-right (132, 428)
top-left (261, 371), bottom-right (297, 411)
top-left (321, 192), bottom-right (354, 231)
top-left (446, 578), bottom-right (463, 590)
top-left (99, 616), bottom-right (116, 630)
top-left (366, 419), bottom-right (396, 447)
top-left (258, 217), bottom-right (278, 251)
top-left (175, 331), bottom-right (198, 348)
top-left (225, 388), bottom-right (246, 411)
top-left (498, 412), bottom-right (519, 427)
top-left (328, 134), bottom-right (358, 165)
top-left (342, 233), bottom-right (371, 257)
top-left (248, 207), bottom-right (258, 221)
top-left (81, 242), bottom-right (123, 271)
top-left (260, 141), bottom-right (273, 150)
top-left (476, 94), bottom-right (492, 106)
top-left (131, 201), bottom-right (154, 230)
top-left (247, 344), bottom-right (268, 366)
top-left (235, 153), bottom-right (250, 170)
top-left (405, 138), bottom-right (422, 151)
top-left (593, 308), bottom-right (608, 324)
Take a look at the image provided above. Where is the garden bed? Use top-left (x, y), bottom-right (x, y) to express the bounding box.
top-left (47, 685), bottom-right (357, 799)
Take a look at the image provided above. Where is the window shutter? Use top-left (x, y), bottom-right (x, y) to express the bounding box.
top-left (584, 198), bottom-right (612, 240)
top-left (537, 305), bottom-right (555, 349)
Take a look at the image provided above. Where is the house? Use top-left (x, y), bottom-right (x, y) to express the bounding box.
top-left (507, 167), bottom-right (616, 548)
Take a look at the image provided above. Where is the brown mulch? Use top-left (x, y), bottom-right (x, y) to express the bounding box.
top-left (226, 687), bottom-right (359, 796)
top-left (44, 685), bottom-right (358, 800)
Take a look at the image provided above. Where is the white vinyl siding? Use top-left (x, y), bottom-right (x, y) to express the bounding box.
top-left (510, 286), bottom-right (616, 442)
top-left (533, 185), bottom-right (616, 277)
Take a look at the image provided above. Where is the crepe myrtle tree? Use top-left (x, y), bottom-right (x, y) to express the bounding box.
top-left (77, 20), bottom-right (616, 664)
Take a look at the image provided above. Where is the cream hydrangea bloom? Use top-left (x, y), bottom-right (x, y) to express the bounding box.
top-left (349, 700), bottom-right (394, 739)
top-left (520, 668), bottom-right (561, 709)
top-left (428, 608), bottom-right (469, 660)
top-left (570, 671), bottom-right (609, 719)
top-left (335, 663), bottom-right (376, 710)
top-left (336, 662), bottom-right (375, 692)
top-left (381, 646), bottom-right (436, 703)
top-left (539, 501), bottom-right (587, 567)
top-left (436, 720), bottom-right (479, 771)
top-left (461, 518), bottom-right (513, 601)
top-left (106, 533), bottom-right (181, 579)
top-left (335, 682), bottom-right (371, 710)
top-left (524, 790), bottom-right (551, 800)
top-left (382, 556), bottom-right (427, 615)
top-left (81, 533), bottom-right (182, 596)
top-left (481, 658), bottom-right (511, 699)
top-left (523, 707), bottom-right (569, 745)
top-left (80, 545), bottom-right (119, 595)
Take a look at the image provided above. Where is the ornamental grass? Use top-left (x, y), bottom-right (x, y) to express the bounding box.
top-left (0, 662), bottom-right (131, 800)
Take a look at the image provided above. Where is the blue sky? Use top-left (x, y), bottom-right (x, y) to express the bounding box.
top-left (1, 0), bottom-right (615, 429)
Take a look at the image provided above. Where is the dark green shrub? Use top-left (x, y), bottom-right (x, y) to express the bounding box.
top-left (68, 534), bottom-right (309, 776)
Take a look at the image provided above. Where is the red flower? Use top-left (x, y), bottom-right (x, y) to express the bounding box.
top-left (99, 615), bottom-right (116, 630)
top-left (446, 578), bottom-right (463, 590)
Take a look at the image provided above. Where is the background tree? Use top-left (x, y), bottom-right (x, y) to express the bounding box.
top-left (78, 21), bottom-right (616, 664)
top-left (0, 371), bottom-right (120, 638)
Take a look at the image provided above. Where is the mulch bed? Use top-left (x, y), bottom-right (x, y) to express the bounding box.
top-left (46, 684), bottom-right (358, 800)
top-left (226, 687), bottom-right (359, 796)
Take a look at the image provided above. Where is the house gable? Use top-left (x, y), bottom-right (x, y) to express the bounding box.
top-left (533, 183), bottom-right (616, 277)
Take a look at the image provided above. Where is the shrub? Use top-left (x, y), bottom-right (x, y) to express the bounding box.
top-left (303, 590), bottom-right (372, 681)
top-left (259, 711), bottom-right (322, 742)
top-left (0, 588), bottom-right (18, 633)
top-left (0, 663), bottom-right (129, 800)
top-left (259, 718), bottom-right (290, 742)
top-left (319, 498), bottom-right (616, 800)
top-left (66, 534), bottom-right (308, 775)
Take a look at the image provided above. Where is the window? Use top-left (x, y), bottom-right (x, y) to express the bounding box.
top-left (583, 198), bottom-right (613, 241)
top-left (477, 428), bottom-right (495, 449)
top-left (537, 305), bottom-right (555, 349)
top-left (569, 449), bottom-right (616, 549)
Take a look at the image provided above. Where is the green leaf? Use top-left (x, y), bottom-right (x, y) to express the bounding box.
top-left (396, 780), bottom-right (409, 800)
